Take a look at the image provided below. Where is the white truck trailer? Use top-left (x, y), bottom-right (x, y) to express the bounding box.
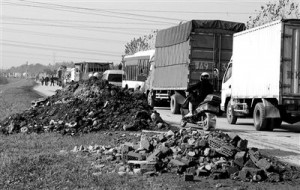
top-left (221, 19), bottom-right (300, 131)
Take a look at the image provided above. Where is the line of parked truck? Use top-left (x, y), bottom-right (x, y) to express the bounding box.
top-left (122, 19), bottom-right (300, 131)
top-left (58, 19), bottom-right (300, 131)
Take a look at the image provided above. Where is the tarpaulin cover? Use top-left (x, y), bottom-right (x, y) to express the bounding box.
top-left (155, 20), bottom-right (246, 48)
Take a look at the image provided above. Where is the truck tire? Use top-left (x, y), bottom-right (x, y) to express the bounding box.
top-left (147, 92), bottom-right (155, 107)
top-left (253, 103), bottom-right (268, 131)
top-left (170, 95), bottom-right (180, 114)
top-left (267, 118), bottom-right (282, 131)
top-left (227, 101), bottom-right (237, 124)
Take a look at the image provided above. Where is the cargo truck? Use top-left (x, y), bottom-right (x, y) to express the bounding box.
top-left (145, 20), bottom-right (246, 114)
top-left (221, 19), bottom-right (300, 131)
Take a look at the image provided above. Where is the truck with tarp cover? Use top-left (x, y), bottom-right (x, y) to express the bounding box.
top-left (146, 20), bottom-right (246, 114)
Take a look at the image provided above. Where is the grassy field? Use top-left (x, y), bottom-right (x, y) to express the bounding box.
top-left (0, 76), bottom-right (8, 85)
top-left (0, 78), bottom-right (299, 190)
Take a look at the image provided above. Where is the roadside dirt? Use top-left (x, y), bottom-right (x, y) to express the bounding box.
top-left (2, 78), bottom-right (300, 189)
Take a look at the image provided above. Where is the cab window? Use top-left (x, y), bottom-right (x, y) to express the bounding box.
top-left (223, 63), bottom-right (232, 83)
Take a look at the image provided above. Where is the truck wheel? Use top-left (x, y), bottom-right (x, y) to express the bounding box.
top-left (170, 95), bottom-right (180, 114)
top-left (147, 92), bottom-right (155, 107)
top-left (253, 103), bottom-right (268, 131)
top-left (227, 101), bottom-right (237, 124)
top-left (267, 118), bottom-right (282, 131)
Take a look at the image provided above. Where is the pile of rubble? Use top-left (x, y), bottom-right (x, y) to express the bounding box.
top-left (71, 129), bottom-right (300, 183)
top-left (0, 78), bottom-right (167, 135)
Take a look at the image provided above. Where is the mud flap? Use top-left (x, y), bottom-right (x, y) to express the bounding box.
top-left (262, 99), bottom-right (280, 118)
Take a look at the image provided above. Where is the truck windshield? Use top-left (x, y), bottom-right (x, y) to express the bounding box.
top-left (108, 74), bottom-right (123, 82)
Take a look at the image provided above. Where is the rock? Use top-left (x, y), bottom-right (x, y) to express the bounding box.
top-left (20, 127), bottom-right (28, 133)
top-left (133, 168), bottom-right (142, 174)
top-left (234, 151), bottom-right (246, 167)
top-left (184, 173), bottom-right (194, 181)
top-left (119, 166), bottom-right (126, 172)
top-left (204, 148), bottom-right (210, 156)
top-left (92, 172), bottom-right (102, 176)
top-left (166, 130), bottom-right (174, 137)
top-left (118, 171), bottom-right (126, 176)
top-left (205, 164), bottom-right (212, 171)
top-left (140, 135), bottom-right (150, 150)
top-left (216, 183), bottom-right (222, 188)
top-left (157, 123), bottom-right (164, 129)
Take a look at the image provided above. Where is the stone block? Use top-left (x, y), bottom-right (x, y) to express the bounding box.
top-left (237, 139), bottom-right (248, 151)
top-left (146, 149), bottom-right (160, 162)
top-left (244, 159), bottom-right (257, 168)
top-left (267, 172), bottom-right (281, 182)
top-left (140, 135), bottom-right (150, 150)
top-left (242, 167), bottom-right (264, 177)
top-left (256, 158), bottom-right (272, 171)
top-left (169, 159), bottom-right (186, 166)
top-left (238, 170), bottom-right (250, 181)
top-left (226, 166), bottom-right (239, 175)
top-left (127, 151), bottom-right (143, 161)
top-left (184, 173), bottom-right (194, 181)
top-left (234, 151), bottom-right (246, 167)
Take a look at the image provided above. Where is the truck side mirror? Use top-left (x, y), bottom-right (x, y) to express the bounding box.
top-left (213, 68), bottom-right (219, 78)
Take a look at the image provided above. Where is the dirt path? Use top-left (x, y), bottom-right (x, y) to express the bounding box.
top-left (33, 82), bottom-right (62, 97)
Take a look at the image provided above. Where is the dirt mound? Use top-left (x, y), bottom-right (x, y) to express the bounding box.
top-left (0, 78), bottom-right (167, 135)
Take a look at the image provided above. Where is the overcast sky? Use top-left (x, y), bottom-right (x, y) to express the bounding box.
top-left (0, 0), bottom-right (290, 69)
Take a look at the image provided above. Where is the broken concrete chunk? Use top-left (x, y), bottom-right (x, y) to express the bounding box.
top-left (234, 151), bottom-right (246, 167)
top-left (169, 159), bottom-right (186, 166)
top-left (146, 149), bottom-right (160, 162)
top-left (184, 173), bottom-right (194, 181)
top-left (126, 151), bottom-right (143, 161)
top-left (237, 139), bottom-right (248, 151)
top-left (140, 135), bottom-right (150, 150)
top-left (166, 130), bottom-right (174, 137)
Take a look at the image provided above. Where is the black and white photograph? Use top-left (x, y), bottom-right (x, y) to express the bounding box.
top-left (0, 0), bottom-right (300, 189)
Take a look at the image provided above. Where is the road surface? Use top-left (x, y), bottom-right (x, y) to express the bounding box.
top-left (33, 82), bottom-right (62, 97)
top-left (155, 106), bottom-right (300, 167)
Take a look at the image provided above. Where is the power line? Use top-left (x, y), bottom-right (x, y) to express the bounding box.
top-left (1, 28), bottom-right (128, 43)
top-left (1, 40), bottom-right (122, 57)
top-left (3, 50), bottom-right (106, 61)
top-left (3, 1), bottom-right (178, 25)
top-left (19, 0), bottom-right (184, 22)
top-left (2, 22), bottom-right (151, 35)
top-left (2, 15), bottom-right (169, 25)
top-left (2, 21), bottom-right (156, 31)
top-left (98, 8), bottom-right (256, 15)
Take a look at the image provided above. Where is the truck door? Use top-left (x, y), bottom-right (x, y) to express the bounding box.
top-left (221, 61), bottom-right (233, 111)
top-left (281, 22), bottom-right (300, 96)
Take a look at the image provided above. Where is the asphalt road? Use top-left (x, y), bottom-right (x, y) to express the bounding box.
top-left (155, 106), bottom-right (300, 167)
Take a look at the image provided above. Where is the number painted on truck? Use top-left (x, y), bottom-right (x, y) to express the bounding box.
top-left (287, 71), bottom-right (300, 79)
top-left (193, 61), bottom-right (213, 70)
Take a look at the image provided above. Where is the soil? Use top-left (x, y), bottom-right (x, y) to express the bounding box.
top-left (0, 78), bottom-right (299, 190)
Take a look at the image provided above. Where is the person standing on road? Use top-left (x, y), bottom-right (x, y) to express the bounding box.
top-left (41, 77), bottom-right (45, 86)
top-left (45, 76), bottom-right (49, 86)
top-left (50, 75), bottom-right (55, 86)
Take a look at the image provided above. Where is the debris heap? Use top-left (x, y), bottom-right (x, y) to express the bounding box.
top-left (0, 78), bottom-right (166, 135)
top-left (72, 129), bottom-right (300, 183)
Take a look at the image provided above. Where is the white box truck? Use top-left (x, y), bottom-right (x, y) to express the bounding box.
top-left (221, 19), bottom-right (300, 131)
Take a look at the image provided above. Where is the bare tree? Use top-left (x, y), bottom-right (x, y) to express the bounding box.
top-left (247, 0), bottom-right (300, 29)
top-left (124, 30), bottom-right (157, 55)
